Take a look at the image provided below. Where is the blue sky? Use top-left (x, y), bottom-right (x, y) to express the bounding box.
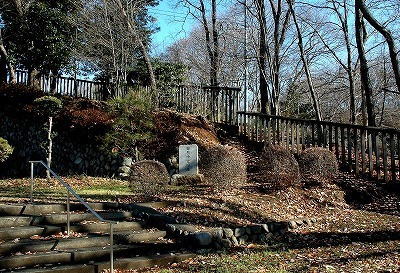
top-left (149, 0), bottom-right (195, 55)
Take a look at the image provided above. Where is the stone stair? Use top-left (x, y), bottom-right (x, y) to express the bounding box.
top-left (0, 202), bottom-right (194, 272)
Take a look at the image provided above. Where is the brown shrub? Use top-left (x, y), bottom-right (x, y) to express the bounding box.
top-left (129, 160), bottom-right (170, 199)
top-left (259, 144), bottom-right (300, 189)
top-left (199, 145), bottom-right (247, 190)
top-left (298, 147), bottom-right (338, 182)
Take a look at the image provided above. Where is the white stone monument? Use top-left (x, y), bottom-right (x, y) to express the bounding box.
top-left (178, 144), bottom-right (199, 175)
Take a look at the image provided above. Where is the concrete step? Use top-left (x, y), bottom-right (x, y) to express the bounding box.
top-left (115, 230), bottom-right (167, 243)
top-left (3, 264), bottom-right (95, 273)
top-left (0, 245), bottom-right (143, 270)
top-left (68, 245), bottom-right (143, 262)
top-left (0, 204), bottom-right (69, 216)
top-left (41, 211), bottom-right (135, 225)
top-left (96, 252), bottom-right (196, 272)
top-left (0, 235), bottom-right (111, 255)
top-left (0, 201), bottom-right (190, 273)
top-left (0, 252), bottom-right (195, 273)
top-left (0, 225), bottom-right (62, 241)
top-left (0, 251), bottom-right (72, 269)
top-left (0, 216), bottom-right (40, 228)
top-left (70, 220), bottom-right (146, 233)
top-left (0, 202), bottom-right (121, 217)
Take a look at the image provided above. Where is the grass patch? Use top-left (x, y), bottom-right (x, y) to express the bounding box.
top-left (0, 176), bottom-right (132, 203)
top-left (147, 240), bottom-right (400, 273)
top-left (157, 246), bottom-right (288, 273)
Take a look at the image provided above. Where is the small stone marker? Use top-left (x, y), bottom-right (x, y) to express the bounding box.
top-left (178, 144), bottom-right (198, 175)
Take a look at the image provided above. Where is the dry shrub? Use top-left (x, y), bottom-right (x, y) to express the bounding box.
top-left (259, 144), bottom-right (300, 189)
top-left (129, 160), bottom-right (170, 198)
top-left (199, 145), bottom-right (247, 190)
top-left (298, 147), bottom-right (338, 182)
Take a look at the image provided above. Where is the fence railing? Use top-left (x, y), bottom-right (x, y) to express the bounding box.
top-left (9, 71), bottom-right (241, 122)
top-left (173, 85), bottom-right (241, 125)
top-left (132, 85), bottom-right (241, 125)
top-left (237, 112), bottom-right (400, 182)
top-left (10, 70), bottom-right (109, 100)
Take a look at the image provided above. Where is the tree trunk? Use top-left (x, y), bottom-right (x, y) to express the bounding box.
top-left (340, 1), bottom-right (356, 124)
top-left (287, 0), bottom-right (321, 121)
top-left (211, 0), bottom-right (219, 86)
top-left (198, 0), bottom-right (219, 86)
top-left (355, 2), bottom-right (376, 127)
top-left (355, 0), bottom-right (400, 94)
top-left (46, 116), bottom-right (53, 179)
top-left (0, 29), bottom-right (16, 83)
top-left (257, 0), bottom-right (269, 114)
top-left (267, 0), bottom-right (291, 116)
top-left (114, 0), bottom-right (157, 104)
top-left (50, 68), bottom-right (58, 94)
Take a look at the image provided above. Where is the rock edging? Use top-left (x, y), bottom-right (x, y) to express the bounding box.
top-left (166, 219), bottom-right (315, 252)
top-left (119, 202), bottom-right (316, 251)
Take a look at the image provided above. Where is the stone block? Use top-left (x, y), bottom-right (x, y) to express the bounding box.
top-left (191, 232), bottom-right (213, 246)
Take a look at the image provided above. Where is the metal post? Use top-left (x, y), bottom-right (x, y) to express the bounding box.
top-left (30, 162), bottom-right (34, 203)
top-left (67, 190), bottom-right (70, 235)
top-left (110, 222), bottom-right (114, 273)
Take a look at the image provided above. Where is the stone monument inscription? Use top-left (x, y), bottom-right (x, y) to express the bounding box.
top-left (178, 144), bottom-right (199, 175)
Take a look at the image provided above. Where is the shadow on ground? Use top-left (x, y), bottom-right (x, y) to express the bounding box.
top-left (334, 173), bottom-right (400, 216)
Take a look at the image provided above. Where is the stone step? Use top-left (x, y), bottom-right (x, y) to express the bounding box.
top-left (114, 230), bottom-right (167, 243)
top-left (0, 225), bottom-right (62, 241)
top-left (69, 245), bottom-right (143, 262)
top-left (0, 252), bottom-right (195, 273)
top-left (0, 204), bottom-right (69, 216)
top-left (0, 235), bottom-right (111, 255)
top-left (40, 211), bottom-right (135, 225)
top-left (70, 220), bottom-right (146, 233)
top-left (0, 251), bottom-right (73, 270)
top-left (0, 201), bottom-right (190, 273)
top-left (96, 252), bottom-right (196, 272)
top-left (0, 245), bottom-right (143, 270)
top-left (0, 216), bottom-right (39, 228)
top-left (0, 202), bottom-right (120, 217)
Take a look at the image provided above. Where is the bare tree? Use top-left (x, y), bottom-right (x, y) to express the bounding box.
top-left (177, 0), bottom-right (220, 86)
top-left (256, 0), bottom-right (269, 114)
top-left (248, 0), bottom-right (292, 115)
top-left (76, 0), bottom-right (157, 100)
top-left (355, 0), bottom-right (400, 94)
top-left (287, 0), bottom-right (321, 121)
top-left (355, 0), bottom-right (376, 127)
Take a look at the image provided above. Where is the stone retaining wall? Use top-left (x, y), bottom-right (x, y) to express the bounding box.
top-left (0, 113), bottom-right (132, 177)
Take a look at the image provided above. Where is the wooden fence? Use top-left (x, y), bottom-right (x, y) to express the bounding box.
top-left (237, 112), bottom-right (400, 182)
top-left (9, 71), bottom-right (240, 124)
top-left (10, 70), bottom-right (109, 100)
top-left (132, 85), bottom-right (241, 125)
top-left (174, 85), bottom-right (241, 125)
